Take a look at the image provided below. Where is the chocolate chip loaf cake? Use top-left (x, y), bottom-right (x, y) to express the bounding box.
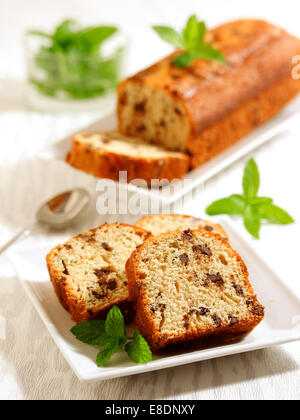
top-left (126, 229), bottom-right (264, 351)
top-left (118, 20), bottom-right (300, 168)
top-left (46, 223), bottom-right (151, 323)
top-left (66, 131), bottom-right (190, 184)
top-left (135, 214), bottom-right (228, 240)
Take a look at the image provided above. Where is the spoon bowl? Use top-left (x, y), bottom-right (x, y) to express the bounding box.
top-left (0, 188), bottom-right (92, 255)
top-left (37, 188), bottom-right (91, 229)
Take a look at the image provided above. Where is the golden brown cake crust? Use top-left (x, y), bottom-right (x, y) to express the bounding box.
top-left (46, 223), bottom-right (151, 323)
top-left (66, 132), bottom-right (190, 184)
top-left (118, 19), bottom-right (300, 165)
top-left (189, 74), bottom-right (300, 168)
top-left (126, 230), bottom-right (264, 352)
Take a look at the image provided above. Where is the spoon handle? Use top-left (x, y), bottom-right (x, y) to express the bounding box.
top-left (0, 226), bottom-right (34, 256)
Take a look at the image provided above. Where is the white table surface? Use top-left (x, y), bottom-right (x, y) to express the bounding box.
top-left (1, 0), bottom-right (300, 400)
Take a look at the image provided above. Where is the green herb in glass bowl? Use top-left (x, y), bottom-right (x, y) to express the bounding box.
top-left (26, 19), bottom-right (126, 101)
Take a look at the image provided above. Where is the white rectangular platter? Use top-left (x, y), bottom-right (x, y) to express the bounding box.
top-left (8, 218), bottom-right (300, 383)
top-left (37, 95), bottom-right (300, 205)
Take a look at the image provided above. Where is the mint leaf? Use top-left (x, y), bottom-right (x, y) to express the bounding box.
top-left (243, 205), bottom-right (261, 239)
top-left (248, 197), bottom-right (273, 206)
top-left (205, 158), bottom-right (293, 239)
top-left (152, 26), bottom-right (183, 49)
top-left (96, 337), bottom-right (121, 367)
top-left (28, 19), bottom-right (120, 100)
top-left (173, 51), bottom-right (196, 68)
top-left (27, 30), bottom-right (53, 39)
top-left (71, 320), bottom-right (108, 345)
top-left (258, 204), bottom-right (294, 224)
top-left (243, 158), bottom-right (260, 199)
top-left (193, 45), bottom-right (226, 64)
top-left (182, 15), bottom-right (201, 50)
top-left (105, 305), bottom-right (126, 338)
top-left (206, 196), bottom-right (245, 216)
top-left (125, 331), bottom-right (152, 364)
top-left (152, 16), bottom-right (225, 68)
top-left (78, 26), bottom-right (118, 47)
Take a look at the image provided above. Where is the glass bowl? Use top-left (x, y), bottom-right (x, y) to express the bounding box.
top-left (24, 30), bottom-right (128, 112)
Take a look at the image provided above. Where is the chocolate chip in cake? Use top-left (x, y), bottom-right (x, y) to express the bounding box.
top-left (64, 244), bottom-right (72, 250)
top-left (79, 233), bottom-right (96, 243)
top-left (107, 280), bottom-right (117, 290)
top-left (119, 92), bottom-right (127, 106)
top-left (246, 298), bottom-right (255, 307)
top-left (250, 305), bottom-right (264, 316)
top-left (228, 315), bottom-right (239, 326)
top-left (136, 123), bottom-right (146, 132)
top-left (101, 242), bottom-right (112, 252)
top-left (199, 307), bottom-right (210, 316)
top-left (207, 273), bottom-right (224, 287)
top-left (94, 268), bottom-right (112, 279)
top-left (212, 315), bottom-right (222, 328)
top-left (62, 260), bottom-right (69, 276)
top-left (92, 291), bottom-right (106, 300)
top-left (179, 253), bottom-right (189, 265)
top-left (201, 278), bottom-right (210, 287)
top-left (232, 283), bottom-right (244, 296)
top-left (174, 107), bottom-right (182, 115)
top-left (170, 73), bottom-right (181, 79)
top-left (182, 229), bottom-right (193, 240)
top-left (183, 314), bottom-right (189, 328)
top-left (204, 225), bottom-right (214, 232)
top-left (135, 101), bottom-right (146, 112)
top-left (150, 306), bottom-right (156, 313)
top-left (192, 244), bottom-right (212, 257)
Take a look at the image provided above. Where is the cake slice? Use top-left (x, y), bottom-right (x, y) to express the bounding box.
top-left (135, 214), bottom-right (228, 240)
top-left (66, 131), bottom-right (190, 184)
top-left (126, 229), bottom-right (264, 351)
top-left (46, 223), bottom-right (151, 323)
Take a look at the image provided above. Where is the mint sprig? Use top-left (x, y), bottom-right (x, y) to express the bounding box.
top-left (71, 306), bottom-right (152, 367)
top-left (27, 19), bottom-right (120, 99)
top-left (152, 15), bottom-right (226, 68)
top-left (206, 158), bottom-right (294, 239)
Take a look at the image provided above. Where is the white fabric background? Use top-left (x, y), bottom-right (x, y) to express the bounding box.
top-left (0, 0), bottom-right (300, 400)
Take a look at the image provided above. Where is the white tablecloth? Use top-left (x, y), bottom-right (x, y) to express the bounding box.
top-left (1, 0), bottom-right (300, 400)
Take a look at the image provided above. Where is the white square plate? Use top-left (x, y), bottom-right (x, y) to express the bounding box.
top-left (37, 95), bottom-right (300, 205)
top-left (8, 219), bottom-right (300, 383)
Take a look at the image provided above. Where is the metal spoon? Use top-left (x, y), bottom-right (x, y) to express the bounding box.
top-left (0, 188), bottom-right (91, 255)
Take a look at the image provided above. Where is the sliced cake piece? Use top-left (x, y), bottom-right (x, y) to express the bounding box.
top-left (136, 214), bottom-right (228, 240)
top-left (66, 131), bottom-right (190, 184)
top-left (46, 223), bottom-right (151, 323)
top-left (126, 229), bottom-right (264, 351)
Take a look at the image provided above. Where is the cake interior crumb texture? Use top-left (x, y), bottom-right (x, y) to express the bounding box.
top-left (126, 230), bottom-right (264, 351)
top-left (119, 83), bottom-right (190, 152)
top-left (73, 131), bottom-right (188, 159)
top-left (46, 223), bottom-right (150, 322)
